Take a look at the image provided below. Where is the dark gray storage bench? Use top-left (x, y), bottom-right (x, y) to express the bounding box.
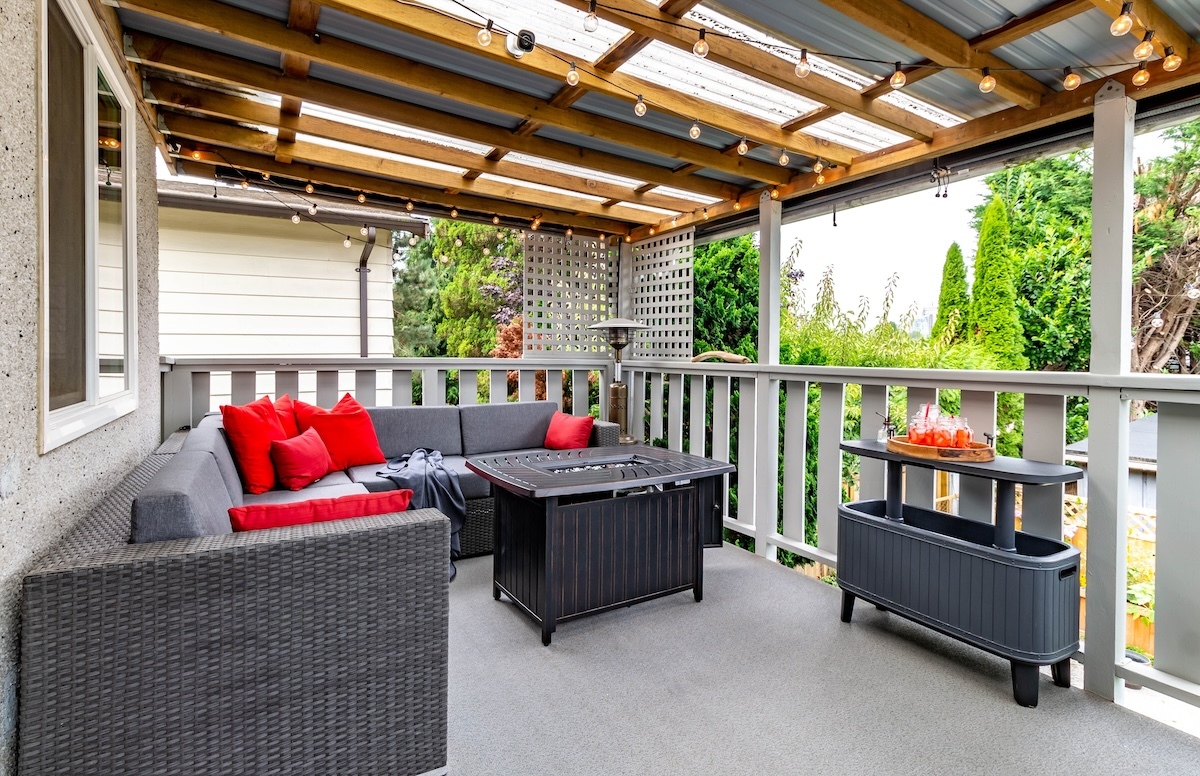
top-left (837, 440), bottom-right (1083, 707)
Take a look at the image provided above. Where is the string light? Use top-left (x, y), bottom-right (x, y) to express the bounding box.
top-left (409, 236), bottom-right (418, 246)
top-left (795, 48), bottom-right (811, 78)
top-left (308, 204), bottom-right (317, 215)
top-left (1132, 64), bottom-right (1151, 86)
top-left (1111, 2), bottom-right (1134, 36)
top-left (483, 247), bottom-right (490, 255)
top-left (291, 213), bottom-right (301, 224)
top-left (357, 192), bottom-right (366, 203)
top-left (769, 188), bottom-right (779, 199)
top-left (736, 137), bottom-right (749, 155)
top-left (450, 208), bottom-right (459, 218)
top-left (1133, 30), bottom-right (1155, 61)
top-left (624, 234), bottom-right (632, 243)
top-left (813, 159), bottom-right (824, 173)
top-left (1150, 312), bottom-right (1164, 328)
top-left (1186, 283), bottom-right (1200, 300)
top-left (689, 120), bottom-right (701, 140)
top-left (733, 201), bottom-right (741, 210)
top-left (240, 180), bottom-right (249, 189)
top-left (455, 237), bottom-right (464, 246)
top-left (778, 151), bottom-right (790, 166)
top-left (477, 19), bottom-right (493, 47)
top-left (191, 150), bottom-right (201, 159)
top-left (565, 227), bottom-right (573, 237)
top-left (305, 182), bottom-right (314, 194)
top-left (817, 173), bottom-right (826, 184)
top-left (406, 201), bottom-right (414, 211)
top-left (343, 236), bottom-right (352, 248)
top-left (360, 224), bottom-right (369, 236)
top-left (566, 62), bottom-right (580, 86)
top-left (584, 0), bottom-right (598, 33)
top-left (261, 171), bottom-right (270, 180)
top-left (1163, 46), bottom-right (1182, 72)
top-left (692, 29), bottom-right (709, 58)
top-left (634, 95), bottom-right (647, 117)
top-left (889, 62), bottom-right (906, 89)
top-left (492, 215), bottom-right (500, 225)
top-left (702, 208), bottom-right (709, 219)
top-left (1062, 66), bottom-right (1082, 91)
top-left (978, 67), bottom-right (996, 94)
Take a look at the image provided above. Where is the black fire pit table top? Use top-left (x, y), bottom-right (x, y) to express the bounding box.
top-left (465, 445), bottom-right (735, 499)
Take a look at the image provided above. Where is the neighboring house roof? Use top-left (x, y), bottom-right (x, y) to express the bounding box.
top-left (1065, 413), bottom-right (1158, 465)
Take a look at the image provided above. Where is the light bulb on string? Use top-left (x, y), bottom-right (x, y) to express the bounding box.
top-left (624, 234), bottom-right (632, 243)
top-left (455, 238), bottom-right (463, 247)
top-left (634, 95), bottom-right (647, 117)
top-left (191, 150), bottom-right (202, 160)
top-left (689, 120), bottom-right (701, 140)
top-left (769, 188), bottom-right (779, 199)
top-left (343, 236), bottom-right (352, 248)
top-left (733, 201), bottom-right (741, 211)
top-left (1134, 30), bottom-right (1155, 60)
top-left (450, 208), bottom-right (459, 218)
top-left (795, 49), bottom-right (811, 78)
top-left (1111, 2), bottom-right (1134, 36)
top-left (1163, 46), bottom-right (1182, 71)
top-left (1062, 66), bottom-right (1081, 91)
top-left (736, 137), bottom-right (749, 155)
top-left (1186, 283), bottom-right (1200, 300)
top-left (889, 62), bottom-right (906, 89)
top-left (291, 213), bottom-right (301, 224)
top-left (817, 173), bottom-right (826, 184)
top-left (305, 182), bottom-right (314, 194)
top-left (492, 215), bottom-right (500, 225)
top-left (477, 20), bottom-right (493, 47)
top-left (692, 29), bottom-right (709, 58)
top-left (778, 151), bottom-right (790, 166)
top-left (240, 180), bottom-right (249, 190)
top-left (702, 208), bottom-right (709, 220)
top-left (483, 247), bottom-right (490, 255)
top-left (360, 224), bottom-right (369, 236)
top-left (1133, 64), bottom-right (1151, 86)
top-left (405, 201), bottom-right (414, 211)
top-left (357, 192), bottom-right (366, 203)
top-left (308, 204), bottom-right (317, 215)
top-left (566, 63), bottom-right (580, 86)
top-left (566, 227), bottom-right (573, 238)
top-left (813, 159), bottom-right (823, 173)
top-left (262, 172), bottom-right (270, 181)
top-left (1151, 312), bottom-right (1164, 328)
top-left (409, 236), bottom-right (418, 247)
top-left (978, 67), bottom-right (996, 93)
top-left (584, 0), bottom-right (598, 32)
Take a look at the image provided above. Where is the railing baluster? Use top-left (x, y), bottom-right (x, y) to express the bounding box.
top-left (460, 369), bottom-right (478, 406)
top-left (316, 371), bottom-right (339, 407)
top-left (572, 369), bottom-right (589, 416)
top-left (230, 371), bottom-right (256, 405)
top-left (905, 387), bottom-right (938, 508)
top-left (161, 367), bottom-right (192, 438)
top-left (688, 374), bottom-right (706, 456)
top-left (752, 374), bottom-right (778, 560)
top-left (630, 370), bottom-right (646, 442)
top-left (547, 368), bottom-right (563, 409)
top-left (355, 369), bottom-right (377, 408)
top-left (1021, 393), bottom-right (1066, 538)
top-left (423, 368), bottom-right (444, 405)
top-left (782, 379), bottom-right (809, 544)
top-left (959, 390), bottom-right (998, 522)
top-left (392, 370), bottom-right (413, 406)
top-left (816, 382), bottom-right (846, 558)
top-left (490, 369), bottom-right (508, 403)
top-left (191, 371), bottom-right (211, 426)
top-left (737, 376), bottom-right (757, 530)
top-left (859, 384), bottom-right (888, 500)
top-left (518, 370), bottom-right (535, 402)
top-left (667, 373), bottom-right (683, 451)
top-left (275, 370), bottom-right (299, 401)
top-left (650, 373), bottom-right (664, 443)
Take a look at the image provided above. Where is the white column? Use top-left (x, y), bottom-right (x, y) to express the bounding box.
top-left (1084, 81), bottom-right (1135, 702)
top-left (755, 192), bottom-right (782, 559)
top-left (758, 191), bottom-right (781, 365)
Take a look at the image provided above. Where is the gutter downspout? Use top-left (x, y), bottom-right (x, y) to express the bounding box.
top-left (356, 226), bottom-right (378, 358)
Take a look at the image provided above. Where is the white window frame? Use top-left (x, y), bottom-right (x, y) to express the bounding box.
top-left (38, 0), bottom-right (139, 453)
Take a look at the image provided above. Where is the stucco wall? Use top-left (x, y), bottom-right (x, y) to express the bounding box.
top-left (0, 1), bottom-right (161, 769)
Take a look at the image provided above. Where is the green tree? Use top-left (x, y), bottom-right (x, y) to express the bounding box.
top-left (932, 242), bottom-right (970, 341)
top-left (969, 196), bottom-right (1028, 370)
top-left (392, 230), bottom-right (446, 357)
top-left (692, 234), bottom-right (760, 359)
top-left (430, 220), bottom-right (523, 358)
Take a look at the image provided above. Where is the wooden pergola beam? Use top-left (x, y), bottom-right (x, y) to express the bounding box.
top-left (146, 79), bottom-right (697, 213)
top-left (275, 0), bottom-right (320, 160)
top-left (162, 113), bottom-right (661, 226)
top-left (817, 0), bottom-right (1052, 109)
top-left (558, 0), bottom-right (940, 142)
top-left (117, 0), bottom-right (839, 174)
top-left (1088, 0), bottom-right (1195, 61)
top-left (125, 33), bottom-right (739, 201)
top-left (974, 0), bottom-right (1095, 52)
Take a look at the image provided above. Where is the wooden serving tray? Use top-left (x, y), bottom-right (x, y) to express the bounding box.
top-left (886, 436), bottom-right (996, 462)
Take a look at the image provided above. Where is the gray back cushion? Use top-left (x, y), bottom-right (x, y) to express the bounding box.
top-left (180, 415), bottom-right (244, 505)
top-left (460, 401), bottom-right (558, 455)
top-left (367, 406), bottom-right (463, 458)
top-left (131, 451), bottom-right (235, 543)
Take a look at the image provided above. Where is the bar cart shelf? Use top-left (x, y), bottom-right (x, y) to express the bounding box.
top-left (837, 440), bottom-right (1084, 707)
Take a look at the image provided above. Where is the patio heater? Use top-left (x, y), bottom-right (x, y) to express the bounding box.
top-left (588, 317), bottom-right (648, 444)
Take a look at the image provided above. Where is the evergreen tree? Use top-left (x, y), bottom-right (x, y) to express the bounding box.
top-left (392, 230), bottom-right (445, 357)
top-left (969, 196), bottom-right (1028, 370)
top-left (931, 242), bottom-right (970, 341)
top-left (692, 234), bottom-right (760, 359)
top-left (430, 220), bottom-right (523, 358)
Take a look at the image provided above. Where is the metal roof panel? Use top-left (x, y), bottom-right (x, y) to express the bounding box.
top-left (118, 9), bottom-right (284, 68)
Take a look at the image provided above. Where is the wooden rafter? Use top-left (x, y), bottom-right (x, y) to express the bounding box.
top-left (116, 0), bottom-right (806, 182)
top-left (146, 79), bottom-right (697, 213)
top-left (816, 0), bottom-right (1052, 109)
top-left (125, 33), bottom-right (739, 201)
top-left (1088, 0), bottom-right (1195, 61)
top-left (557, 0), bottom-right (939, 142)
top-left (275, 0), bottom-right (320, 160)
top-left (162, 113), bottom-right (662, 225)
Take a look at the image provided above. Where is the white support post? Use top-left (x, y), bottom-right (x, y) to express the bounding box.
top-left (1084, 81), bottom-right (1136, 702)
top-left (758, 192), bottom-right (782, 365)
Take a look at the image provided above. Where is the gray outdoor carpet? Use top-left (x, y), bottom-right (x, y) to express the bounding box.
top-left (448, 547), bottom-right (1200, 775)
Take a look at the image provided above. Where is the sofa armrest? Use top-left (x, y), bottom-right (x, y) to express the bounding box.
top-left (20, 509), bottom-right (450, 776)
top-left (590, 419), bottom-right (620, 447)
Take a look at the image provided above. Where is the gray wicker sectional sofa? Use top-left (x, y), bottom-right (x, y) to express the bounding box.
top-left (17, 400), bottom-right (615, 776)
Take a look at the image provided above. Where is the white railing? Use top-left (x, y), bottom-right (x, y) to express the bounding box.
top-left (624, 357), bottom-right (1200, 709)
top-left (159, 355), bottom-right (611, 436)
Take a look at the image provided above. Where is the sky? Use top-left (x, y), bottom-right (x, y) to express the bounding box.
top-left (777, 129), bottom-right (1179, 324)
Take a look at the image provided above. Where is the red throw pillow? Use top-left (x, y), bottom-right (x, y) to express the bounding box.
top-left (545, 411), bottom-right (594, 450)
top-left (221, 396), bottom-right (288, 494)
top-left (294, 399), bottom-right (325, 432)
top-left (270, 428), bottom-right (334, 490)
top-left (228, 489), bottom-right (414, 532)
top-left (274, 394), bottom-right (300, 438)
top-left (308, 412), bottom-right (386, 470)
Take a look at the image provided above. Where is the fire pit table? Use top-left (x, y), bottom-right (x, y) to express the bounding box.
top-left (466, 446), bottom-right (734, 645)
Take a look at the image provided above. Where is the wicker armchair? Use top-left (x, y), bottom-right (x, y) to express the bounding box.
top-left (19, 452), bottom-right (450, 776)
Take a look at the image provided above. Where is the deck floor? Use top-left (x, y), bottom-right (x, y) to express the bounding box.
top-left (448, 546), bottom-right (1200, 775)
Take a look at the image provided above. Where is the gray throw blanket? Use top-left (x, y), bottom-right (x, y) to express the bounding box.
top-left (378, 449), bottom-right (467, 563)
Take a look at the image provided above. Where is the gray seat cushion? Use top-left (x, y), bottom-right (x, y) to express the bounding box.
top-left (367, 406), bottom-right (463, 458)
top-left (348, 457), bottom-right (491, 499)
top-left (460, 401), bottom-right (558, 455)
top-left (131, 450), bottom-right (235, 543)
top-left (304, 470), bottom-right (353, 489)
top-left (180, 415), bottom-right (244, 506)
top-left (241, 483), bottom-right (368, 506)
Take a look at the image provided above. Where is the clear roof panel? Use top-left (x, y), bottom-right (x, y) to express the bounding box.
top-left (477, 173), bottom-right (608, 202)
top-left (301, 103), bottom-right (494, 154)
top-left (299, 133), bottom-right (470, 176)
top-left (503, 152), bottom-right (647, 188)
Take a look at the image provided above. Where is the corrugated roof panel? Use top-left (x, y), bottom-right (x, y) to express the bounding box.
top-left (300, 105), bottom-right (494, 154)
top-left (300, 133), bottom-right (470, 175)
top-left (897, 70), bottom-right (1007, 120)
top-left (571, 90), bottom-right (740, 150)
top-left (118, 9), bottom-right (284, 69)
top-left (532, 124), bottom-right (684, 169)
top-left (1156, 0), bottom-right (1200, 38)
top-left (993, 10), bottom-right (1135, 90)
top-left (215, 0), bottom-right (289, 23)
top-left (317, 7), bottom-right (563, 100)
top-left (899, 0), bottom-right (1050, 40)
top-left (305, 62), bottom-right (525, 129)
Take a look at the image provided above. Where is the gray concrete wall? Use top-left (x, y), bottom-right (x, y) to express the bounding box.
top-left (0, 1), bottom-right (161, 770)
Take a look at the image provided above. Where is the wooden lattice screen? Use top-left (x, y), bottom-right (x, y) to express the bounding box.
top-left (522, 232), bottom-right (617, 354)
top-left (631, 229), bottom-right (694, 359)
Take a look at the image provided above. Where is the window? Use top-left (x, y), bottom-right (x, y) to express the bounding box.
top-left (40, 0), bottom-right (137, 452)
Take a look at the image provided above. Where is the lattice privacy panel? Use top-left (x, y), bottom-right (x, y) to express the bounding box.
top-left (631, 229), bottom-right (694, 359)
top-left (522, 233), bottom-right (617, 354)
